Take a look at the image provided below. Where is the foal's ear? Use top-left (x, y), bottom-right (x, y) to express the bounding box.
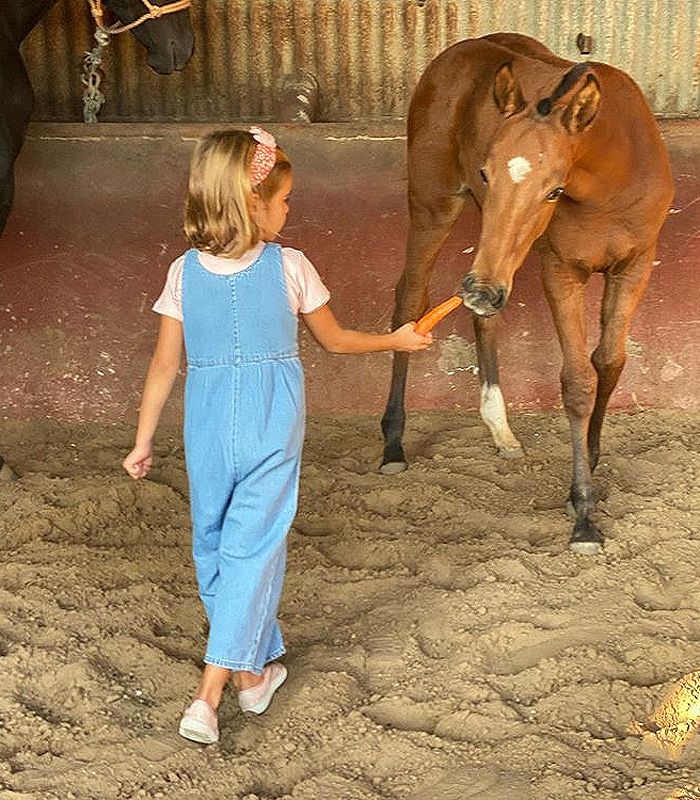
top-left (561, 74), bottom-right (601, 134)
top-left (493, 62), bottom-right (526, 116)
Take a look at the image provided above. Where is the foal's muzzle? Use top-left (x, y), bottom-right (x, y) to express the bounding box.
top-left (460, 273), bottom-right (508, 316)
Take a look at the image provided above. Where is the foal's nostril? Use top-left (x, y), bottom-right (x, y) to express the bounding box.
top-left (461, 275), bottom-right (508, 314)
top-left (461, 273), bottom-right (476, 293)
top-left (492, 286), bottom-right (507, 310)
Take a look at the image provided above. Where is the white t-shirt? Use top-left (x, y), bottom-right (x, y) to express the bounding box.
top-left (153, 243), bottom-right (331, 321)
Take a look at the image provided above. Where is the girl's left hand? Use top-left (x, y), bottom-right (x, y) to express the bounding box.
top-left (123, 443), bottom-right (153, 479)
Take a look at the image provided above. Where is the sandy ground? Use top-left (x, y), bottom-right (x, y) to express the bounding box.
top-left (0, 409), bottom-right (699, 800)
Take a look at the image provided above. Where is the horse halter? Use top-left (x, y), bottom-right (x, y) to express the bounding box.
top-left (82, 0), bottom-right (191, 122)
top-left (88, 0), bottom-right (192, 35)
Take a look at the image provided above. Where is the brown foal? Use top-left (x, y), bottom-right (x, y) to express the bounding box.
top-left (380, 33), bottom-right (674, 553)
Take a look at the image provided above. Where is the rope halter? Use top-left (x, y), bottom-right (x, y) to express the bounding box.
top-left (82, 0), bottom-right (191, 122)
top-left (88, 0), bottom-right (192, 35)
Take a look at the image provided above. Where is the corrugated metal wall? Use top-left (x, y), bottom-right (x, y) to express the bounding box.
top-left (22, 0), bottom-right (700, 121)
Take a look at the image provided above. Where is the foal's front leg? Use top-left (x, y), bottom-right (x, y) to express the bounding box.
top-left (380, 193), bottom-right (467, 473)
top-left (473, 314), bottom-right (523, 458)
top-left (542, 263), bottom-right (602, 553)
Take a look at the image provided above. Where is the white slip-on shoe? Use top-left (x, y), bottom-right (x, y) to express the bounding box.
top-left (238, 663), bottom-right (287, 715)
top-left (178, 698), bottom-right (219, 744)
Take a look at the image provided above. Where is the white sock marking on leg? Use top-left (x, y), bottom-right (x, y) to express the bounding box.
top-left (480, 383), bottom-right (521, 451)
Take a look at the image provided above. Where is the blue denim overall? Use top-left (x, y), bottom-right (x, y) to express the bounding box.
top-left (181, 244), bottom-right (304, 673)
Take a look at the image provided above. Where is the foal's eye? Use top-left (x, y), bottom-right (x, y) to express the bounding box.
top-left (546, 187), bottom-right (564, 201)
top-left (479, 168), bottom-right (489, 185)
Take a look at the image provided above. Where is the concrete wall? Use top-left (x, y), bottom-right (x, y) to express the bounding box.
top-left (0, 121), bottom-right (697, 425)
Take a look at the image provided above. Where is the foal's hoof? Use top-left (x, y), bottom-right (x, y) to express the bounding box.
top-left (497, 444), bottom-right (524, 461)
top-left (569, 519), bottom-right (603, 555)
top-left (380, 443), bottom-right (407, 475)
top-left (379, 460), bottom-right (408, 475)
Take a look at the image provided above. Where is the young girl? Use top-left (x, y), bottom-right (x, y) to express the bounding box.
top-left (122, 127), bottom-right (431, 745)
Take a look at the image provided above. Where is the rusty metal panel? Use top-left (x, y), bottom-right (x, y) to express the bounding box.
top-left (22, 0), bottom-right (700, 121)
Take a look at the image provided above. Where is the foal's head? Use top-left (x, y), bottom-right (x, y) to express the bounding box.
top-left (461, 61), bottom-right (601, 316)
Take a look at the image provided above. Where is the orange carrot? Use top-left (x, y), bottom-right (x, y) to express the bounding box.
top-left (414, 295), bottom-right (463, 335)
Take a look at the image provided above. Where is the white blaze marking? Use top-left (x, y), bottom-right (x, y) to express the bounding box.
top-left (507, 156), bottom-right (532, 183)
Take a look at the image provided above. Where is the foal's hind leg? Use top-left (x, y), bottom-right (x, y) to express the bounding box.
top-left (588, 251), bottom-right (655, 471)
top-left (0, 455), bottom-right (15, 481)
top-left (473, 314), bottom-right (523, 458)
top-left (542, 262), bottom-right (601, 553)
top-left (380, 193), bottom-right (467, 473)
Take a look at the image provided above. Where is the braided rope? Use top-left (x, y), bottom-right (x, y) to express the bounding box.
top-left (81, 28), bottom-right (110, 123)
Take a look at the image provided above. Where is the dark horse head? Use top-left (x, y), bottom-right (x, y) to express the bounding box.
top-left (102, 0), bottom-right (194, 73)
top-left (0, 0), bottom-right (194, 234)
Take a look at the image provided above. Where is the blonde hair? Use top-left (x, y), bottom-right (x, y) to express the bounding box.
top-left (183, 129), bottom-right (291, 258)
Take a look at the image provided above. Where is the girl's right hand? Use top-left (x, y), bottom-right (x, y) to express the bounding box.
top-left (123, 443), bottom-right (153, 480)
top-left (391, 322), bottom-right (433, 352)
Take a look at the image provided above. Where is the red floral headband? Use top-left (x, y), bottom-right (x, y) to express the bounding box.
top-left (249, 126), bottom-right (277, 186)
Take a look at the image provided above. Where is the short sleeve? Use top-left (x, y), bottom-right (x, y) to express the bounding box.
top-left (152, 255), bottom-right (184, 321)
top-left (281, 247), bottom-right (330, 315)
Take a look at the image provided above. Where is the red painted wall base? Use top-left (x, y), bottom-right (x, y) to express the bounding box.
top-left (0, 121), bottom-right (697, 424)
